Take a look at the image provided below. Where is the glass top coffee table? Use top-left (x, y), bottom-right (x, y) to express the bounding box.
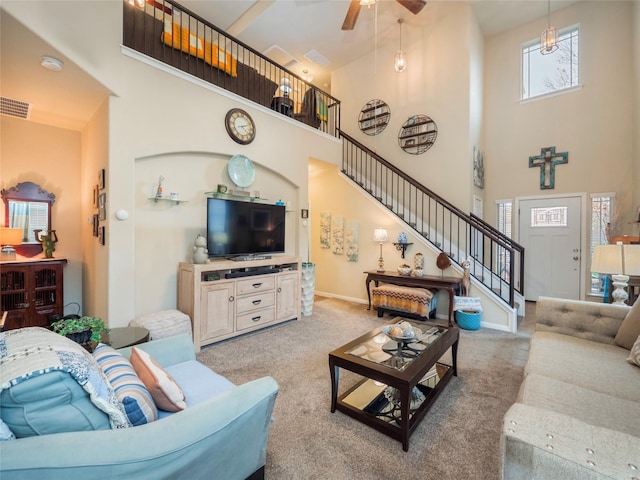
top-left (329, 318), bottom-right (459, 451)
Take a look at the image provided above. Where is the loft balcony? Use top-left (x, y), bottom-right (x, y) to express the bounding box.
top-left (122, 0), bottom-right (340, 136)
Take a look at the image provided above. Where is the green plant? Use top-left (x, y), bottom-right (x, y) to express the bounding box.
top-left (51, 316), bottom-right (109, 345)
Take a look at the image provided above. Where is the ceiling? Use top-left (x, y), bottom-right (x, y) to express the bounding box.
top-left (0, 0), bottom-right (580, 131)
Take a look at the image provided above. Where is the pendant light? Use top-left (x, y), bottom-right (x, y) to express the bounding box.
top-left (360, 0), bottom-right (376, 7)
top-left (540, 0), bottom-right (559, 55)
top-left (394, 19), bottom-right (407, 73)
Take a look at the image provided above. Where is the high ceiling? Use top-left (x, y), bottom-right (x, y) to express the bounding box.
top-left (0, 0), bottom-right (580, 131)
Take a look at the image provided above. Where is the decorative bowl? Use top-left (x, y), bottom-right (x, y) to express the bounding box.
top-left (382, 322), bottom-right (422, 343)
top-left (397, 265), bottom-right (412, 276)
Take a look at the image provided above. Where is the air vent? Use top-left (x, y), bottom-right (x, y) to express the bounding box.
top-left (263, 45), bottom-right (298, 70)
top-left (304, 49), bottom-right (330, 67)
top-left (1, 97), bottom-right (31, 119)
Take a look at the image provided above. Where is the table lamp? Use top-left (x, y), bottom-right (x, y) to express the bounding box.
top-left (591, 244), bottom-right (640, 305)
top-left (0, 227), bottom-right (23, 261)
top-left (373, 228), bottom-right (388, 272)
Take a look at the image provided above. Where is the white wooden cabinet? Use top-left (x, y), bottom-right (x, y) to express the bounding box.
top-left (178, 256), bottom-right (301, 351)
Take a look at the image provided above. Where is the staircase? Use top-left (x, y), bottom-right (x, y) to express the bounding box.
top-left (340, 131), bottom-right (524, 309)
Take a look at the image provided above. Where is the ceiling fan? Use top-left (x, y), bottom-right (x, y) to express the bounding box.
top-left (342, 0), bottom-right (427, 30)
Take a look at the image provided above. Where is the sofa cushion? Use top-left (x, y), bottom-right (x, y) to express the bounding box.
top-left (518, 373), bottom-right (640, 437)
top-left (93, 344), bottom-right (158, 425)
top-left (156, 361), bottom-right (236, 419)
top-left (614, 298), bottom-right (640, 349)
top-left (525, 331), bottom-right (640, 402)
top-left (130, 346), bottom-right (186, 412)
top-left (0, 370), bottom-right (111, 437)
top-left (628, 335), bottom-right (640, 367)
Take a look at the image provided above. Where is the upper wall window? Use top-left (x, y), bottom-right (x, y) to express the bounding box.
top-left (522, 25), bottom-right (579, 100)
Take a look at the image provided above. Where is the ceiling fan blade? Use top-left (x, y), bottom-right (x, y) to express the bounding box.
top-left (342, 0), bottom-right (361, 31)
top-left (396, 0), bottom-right (427, 15)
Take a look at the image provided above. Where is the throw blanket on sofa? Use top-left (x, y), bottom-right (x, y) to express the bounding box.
top-left (0, 327), bottom-right (129, 429)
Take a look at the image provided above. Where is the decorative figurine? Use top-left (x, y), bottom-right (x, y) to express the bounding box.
top-left (155, 175), bottom-right (165, 199)
top-left (192, 234), bottom-right (209, 264)
top-left (35, 230), bottom-right (58, 258)
top-left (461, 259), bottom-right (471, 296)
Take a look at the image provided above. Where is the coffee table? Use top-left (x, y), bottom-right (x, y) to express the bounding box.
top-left (329, 318), bottom-right (459, 451)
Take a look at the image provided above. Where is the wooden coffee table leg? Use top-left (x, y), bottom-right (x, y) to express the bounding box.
top-left (452, 338), bottom-right (458, 376)
top-left (399, 385), bottom-right (411, 452)
top-left (329, 359), bottom-right (339, 412)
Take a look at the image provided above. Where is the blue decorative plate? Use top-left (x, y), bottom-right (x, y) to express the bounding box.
top-left (228, 155), bottom-right (255, 188)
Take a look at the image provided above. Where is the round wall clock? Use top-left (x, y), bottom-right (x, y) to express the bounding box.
top-left (358, 99), bottom-right (390, 136)
top-left (225, 108), bottom-right (256, 145)
top-left (398, 115), bottom-right (438, 155)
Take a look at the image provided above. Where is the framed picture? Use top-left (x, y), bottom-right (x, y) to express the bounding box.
top-left (93, 185), bottom-right (99, 207)
top-left (98, 193), bottom-right (106, 221)
top-left (93, 214), bottom-right (99, 237)
top-left (98, 168), bottom-right (106, 190)
top-left (98, 226), bottom-right (105, 246)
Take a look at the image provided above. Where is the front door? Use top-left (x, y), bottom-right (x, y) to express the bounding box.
top-left (519, 196), bottom-right (582, 301)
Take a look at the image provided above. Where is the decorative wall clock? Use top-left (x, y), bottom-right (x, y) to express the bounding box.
top-left (398, 115), bottom-right (438, 155)
top-left (358, 99), bottom-right (390, 136)
top-left (225, 108), bottom-right (256, 145)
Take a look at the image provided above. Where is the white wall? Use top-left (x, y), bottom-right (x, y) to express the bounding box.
top-left (0, 117), bottom-right (84, 315)
top-left (5, 0), bottom-right (341, 327)
top-left (483, 1), bottom-right (635, 229)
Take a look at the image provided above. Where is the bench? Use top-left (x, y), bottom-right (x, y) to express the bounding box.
top-left (372, 284), bottom-right (437, 320)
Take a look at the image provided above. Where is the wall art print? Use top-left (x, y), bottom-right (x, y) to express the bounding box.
top-left (473, 146), bottom-right (485, 189)
top-left (345, 221), bottom-right (359, 262)
top-left (320, 211), bottom-right (331, 249)
top-left (332, 216), bottom-right (344, 255)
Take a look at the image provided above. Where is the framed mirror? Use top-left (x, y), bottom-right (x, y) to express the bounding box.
top-left (1, 182), bottom-right (55, 257)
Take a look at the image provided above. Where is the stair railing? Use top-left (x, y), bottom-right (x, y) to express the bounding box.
top-left (340, 131), bottom-right (524, 307)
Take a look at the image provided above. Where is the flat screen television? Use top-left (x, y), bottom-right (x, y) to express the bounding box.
top-left (206, 197), bottom-right (286, 258)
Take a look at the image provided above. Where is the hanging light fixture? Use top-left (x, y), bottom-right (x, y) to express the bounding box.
top-left (540, 0), bottom-right (559, 55)
top-left (394, 19), bottom-right (407, 73)
top-left (360, 0), bottom-right (376, 7)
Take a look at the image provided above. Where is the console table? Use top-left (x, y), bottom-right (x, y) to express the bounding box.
top-left (364, 270), bottom-right (461, 326)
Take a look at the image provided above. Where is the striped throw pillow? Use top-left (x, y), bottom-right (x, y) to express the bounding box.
top-left (93, 344), bottom-right (158, 425)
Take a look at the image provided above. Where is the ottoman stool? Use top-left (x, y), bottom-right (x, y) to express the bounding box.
top-left (372, 284), bottom-right (437, 320)
top-left (128, 309), bottom-right (192, 340)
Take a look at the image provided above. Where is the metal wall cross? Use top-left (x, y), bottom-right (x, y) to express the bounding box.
top-left (528, 146), bottom-right (568, 190)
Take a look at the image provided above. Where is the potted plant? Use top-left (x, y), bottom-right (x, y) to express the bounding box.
top-left (51, 316), bottom-right (109, 351)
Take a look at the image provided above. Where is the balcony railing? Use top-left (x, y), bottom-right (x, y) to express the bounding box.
top-left (340, 131), bottom-right (525, 307)
top-left (122, 0), bottom-right (340, 136)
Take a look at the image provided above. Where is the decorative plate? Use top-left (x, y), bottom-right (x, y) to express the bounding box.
top-left (228, 155), bottom-right (255, 188)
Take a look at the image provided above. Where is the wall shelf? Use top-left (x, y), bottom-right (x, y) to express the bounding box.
top-left (149, 197), bottom-right (187, 205)
top-left (393, 242), bottom-right (413, 259)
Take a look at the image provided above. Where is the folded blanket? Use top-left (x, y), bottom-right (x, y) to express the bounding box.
top-left (0, 327), bottom-right (130, 430)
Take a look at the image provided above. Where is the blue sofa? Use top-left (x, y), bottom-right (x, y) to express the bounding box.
top-left (0, 332), bottom-right (278, 480)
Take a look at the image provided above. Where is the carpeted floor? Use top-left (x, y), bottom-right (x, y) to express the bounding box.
top-left (196, 297), bottom-right (535, 480)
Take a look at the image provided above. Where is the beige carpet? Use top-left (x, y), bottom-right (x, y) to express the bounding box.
top-left (196, 297), bottom-right (535, 480)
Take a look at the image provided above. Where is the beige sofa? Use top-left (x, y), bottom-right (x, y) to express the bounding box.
top-left (501, 296), bottom-right (640, 480)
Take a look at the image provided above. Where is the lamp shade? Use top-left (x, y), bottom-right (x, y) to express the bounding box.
top-left (0, 227), bottom-right (22, 246)
top-left (373, 228), bottom-right (388, 243)
top-left (591, 244), bottom-right (623, 274)
top-left (623, 245), bottom-right (640, 276)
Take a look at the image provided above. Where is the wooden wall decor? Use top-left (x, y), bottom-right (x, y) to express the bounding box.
top-left (528, 146), bottom-right (568, 190)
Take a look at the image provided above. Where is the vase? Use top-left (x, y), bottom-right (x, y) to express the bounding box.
top-left (414, 253), bottom-right (424, 270)
top-left (66, 328), bottom-right (91, 345)
top-left (301, 262), bottom-right (315, 317)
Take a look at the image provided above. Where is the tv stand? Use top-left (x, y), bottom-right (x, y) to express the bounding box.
top-left (178, 256), bottom-right (301, 351)
top-left (230, 254), bottom-right (272, 261)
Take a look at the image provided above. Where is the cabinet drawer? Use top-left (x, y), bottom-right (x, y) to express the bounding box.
top-left (236, 276), bottom-right (275, 295)
top-left (236, 307), bottom-right (275, 331)
top-left (236, 292), bottom-right (275, 314)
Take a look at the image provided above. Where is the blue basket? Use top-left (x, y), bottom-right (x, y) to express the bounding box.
top-left (456, 310), bottom-right (481, 331)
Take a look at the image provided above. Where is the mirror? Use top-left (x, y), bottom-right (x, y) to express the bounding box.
top-left (1, 181), bottom-right (55, 257)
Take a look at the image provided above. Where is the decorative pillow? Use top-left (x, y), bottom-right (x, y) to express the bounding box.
top-left (130, 347), bottom-right (186, 412)
top-left (628, 335), bottom-right (640, 368)
top-left (93, 344), bottom-right (158, 425)
top-left (614, 299), bottom-right (640, 350)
